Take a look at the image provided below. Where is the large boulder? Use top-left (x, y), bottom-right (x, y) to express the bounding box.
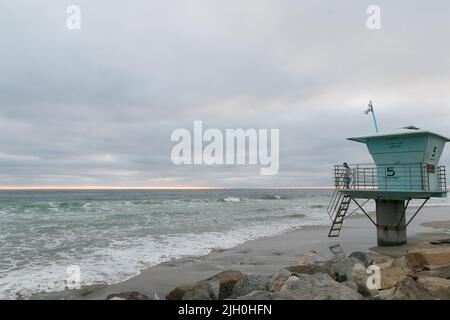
top-left (393, 256), bottom-right (412, 269)
top-left (106, 291), bottom-right (150, 300)
top-left (343, 280), bottom-right (358, 292)
top-left (410, 243), bottom-right (450, 267)
top-left (417, 265), bottom-right (450, 280)
top-left (394, 252), bottom-right (429, 271)
top-left (349, 251), bottom-right (370, 267)
top-left (405, 252), bottom-right (429, 270)
top-left (232, 274), bottom-right (271, 298)
top-left (267, 269), bottom-right (292, 292)
top-left (366, 252), bottom-right (394, 267)
top-left (287, 264), bottom-right (329, 276)
top-left (380, 266), bottom-right (413, 289)
top-left (350, 251), bottom-right (394, 269)
top-left (166, 281), bottom-right (216, 300)
top-left (373, 287), bottom-right (396, 300)
top-left (206, 270), bottom-right (243, 299)
top-left (333, 257), bottom-right (364, 282)
top-left (416, 276), bottom-right (450, 299)
top-left (235, 290), bottom-right (293, 300)
top-left (279, 273), bottom-right (365, 300)
top-left (384, 277), bottom-right (435, 300)
top-left (346, 263), bottom-right (379, 298)
top-left (320, 257), bottom-right (346, 280)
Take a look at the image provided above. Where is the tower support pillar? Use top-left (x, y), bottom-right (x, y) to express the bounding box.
top-left (375, 199), bottom-right (407, 246)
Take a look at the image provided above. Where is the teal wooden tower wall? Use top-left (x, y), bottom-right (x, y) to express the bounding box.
top-left (346, 128), bottom-right (449, 198)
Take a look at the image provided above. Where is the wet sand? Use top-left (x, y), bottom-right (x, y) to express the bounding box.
top-left (32, 206), bottom-right (450, 300)
top-left (420, 220), bottom-right (450, 229)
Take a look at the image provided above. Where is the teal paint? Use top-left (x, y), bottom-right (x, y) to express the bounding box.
top-left (348, 128), bottom-right (449, 196)
top-left (342, 189), bottom-right (446, 200)
top-left (334, 127), bottom-right (448, 246)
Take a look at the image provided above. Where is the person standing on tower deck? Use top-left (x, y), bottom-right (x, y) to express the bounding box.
top-left (342, 162), bottom-right (352, 189)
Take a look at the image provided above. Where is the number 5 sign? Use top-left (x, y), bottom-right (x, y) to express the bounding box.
top-left (386, 167), bottom-right (395, 177)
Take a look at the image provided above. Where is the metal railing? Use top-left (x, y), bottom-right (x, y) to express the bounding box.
top-left (333, 163), bottom-right (447, 192)
top-left (438, 166), bottom-right (447, 191)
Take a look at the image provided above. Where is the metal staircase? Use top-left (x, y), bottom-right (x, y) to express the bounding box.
top-left (327, 189), bottom-right (352, 237)
top-left (329, 244), bottom-right (345, 258)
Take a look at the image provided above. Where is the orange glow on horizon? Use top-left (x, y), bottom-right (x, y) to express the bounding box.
top-left (0, 185), bottom-right (224, 190)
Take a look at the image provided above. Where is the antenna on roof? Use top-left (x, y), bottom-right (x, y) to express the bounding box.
top-left (363, 100), bottom-right (379, 133)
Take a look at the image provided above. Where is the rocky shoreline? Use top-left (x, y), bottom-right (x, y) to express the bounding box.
top-left (106, 239), bottom-right (450, 300)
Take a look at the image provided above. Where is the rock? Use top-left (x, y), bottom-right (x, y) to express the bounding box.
top-left (280, 273), bottom-right (365, 300)
top-left (430, 239), bottom-right (450, 245)
top-left (235, 290), bottom-right (293, 300)
top-left (349, 251), bottom-right (396, 273)
top-left (267, 269), bottom-right (291, 292)
top-left (347, 263), bottom-right (379, 298)
top-left (417, 265), bottom-right (450, 279)
top-left (393, 256), bottom-right (411, 269)
top-left (106, 291), bottom-right (150, 300)
top-left (343, 280), bottom-right (358, 292)
top-left (166, 281), bottom-right (215, 300)
top-left (232, 274), bottom-right (271, 298)
top-left (380, 266), bottom-right (413, 289)
top-left (384, 277), bottom-right (435, 300)
top-left (320, 257), bottom-right (345, 280)
top-left (377, 261), bottom-right (396, 270)
top-left (416, 276), bottom-right (450, 299)
top-left (394, 252), bottom-right (429, 271)
top-left (410, 243), bottom-right (450, 267)
top-left (349, 251), bottom-right (370, 267)
top-left (405, 252), bottom-right (429, 270)
top-left (297, 250), bottom-right (318, 265)
top-left (206, 270), bottom-right (243, 299)
top-left (373, 287), bottom-right (396, 300)
top-left (166, 271), bottom-right (243, 300)
top-left (287, 264), bottom-right (329, 276)
top-left (333, 257), bottom-right (363, 282)
top-left (366, 252), bottom-right (394, 267)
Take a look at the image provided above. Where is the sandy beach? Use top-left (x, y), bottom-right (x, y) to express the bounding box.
top-left (31, 205), bottom-right (450, 300)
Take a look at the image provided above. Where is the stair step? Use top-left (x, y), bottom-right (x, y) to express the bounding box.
top-left (328, 193), bottom-right (352, 238)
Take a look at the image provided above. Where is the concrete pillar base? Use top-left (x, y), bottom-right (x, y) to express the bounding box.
top-left (375, 199), bottom-right (407, 246)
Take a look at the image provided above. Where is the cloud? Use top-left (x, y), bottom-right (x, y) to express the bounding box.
top-left (1, 0), bottom-right (450, 187)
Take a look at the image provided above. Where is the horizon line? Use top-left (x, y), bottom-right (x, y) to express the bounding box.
top-left (0, 185), bottom-right (333, 190)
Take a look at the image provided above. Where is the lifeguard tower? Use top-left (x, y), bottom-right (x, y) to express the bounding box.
top-left (327, 126), bottom-right (449, 246)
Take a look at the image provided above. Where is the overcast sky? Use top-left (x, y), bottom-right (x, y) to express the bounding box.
top-left (1, 0), bottom-right (450, 188)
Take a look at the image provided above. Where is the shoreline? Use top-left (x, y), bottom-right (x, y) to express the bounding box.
top-left (30, 206), bottom-right (450, 300)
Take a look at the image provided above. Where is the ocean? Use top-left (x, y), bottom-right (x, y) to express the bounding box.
top-left (0, 189), bottom-right (449, 299)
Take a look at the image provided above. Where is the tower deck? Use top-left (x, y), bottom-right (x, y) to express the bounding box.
top-left (339, 188), bottom-right (447, 200)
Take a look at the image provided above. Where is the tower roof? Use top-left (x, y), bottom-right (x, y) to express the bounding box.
top-left (348, 127), bottom-right (450, 144)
